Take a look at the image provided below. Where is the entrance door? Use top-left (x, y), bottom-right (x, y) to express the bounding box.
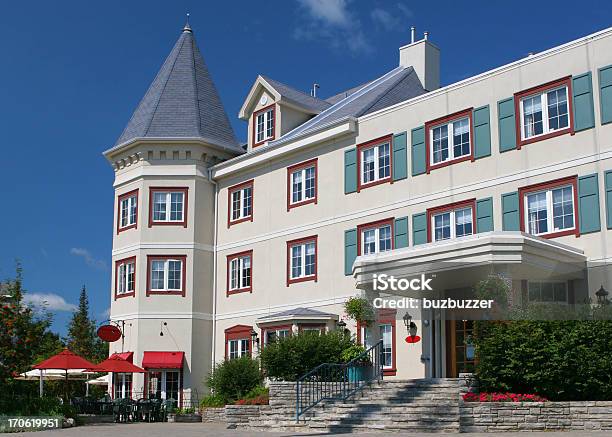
top-left (147, 370), bottom-right (181, 404)
top-left (446, 320), bottom-right (475, 377)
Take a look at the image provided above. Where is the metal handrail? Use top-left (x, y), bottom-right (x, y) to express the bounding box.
top-left (295, 339), bottom-right (383, 421)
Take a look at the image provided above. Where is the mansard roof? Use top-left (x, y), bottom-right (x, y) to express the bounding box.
top-left (113, 25), bottom-right (241, 152)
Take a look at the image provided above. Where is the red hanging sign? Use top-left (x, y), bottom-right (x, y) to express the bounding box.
top-left (97, 325), bottom-right (121, 342)
top-left (405, 335), bottom-right (421, 344)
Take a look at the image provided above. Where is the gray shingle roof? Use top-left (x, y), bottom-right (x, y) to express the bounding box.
top-left (114, 27), bottom-right (241, 151)
top-left (257, 307), bottom-right (338, 321)
top-left (324, 81), bottom-right (371, 105)
top-left (261, 76), bottom-right (331, 113)
top-left (271, 66), bottom-right (426, 147)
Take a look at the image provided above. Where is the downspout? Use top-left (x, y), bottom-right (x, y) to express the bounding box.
top-left (208, 166), bottom-right (219, 374)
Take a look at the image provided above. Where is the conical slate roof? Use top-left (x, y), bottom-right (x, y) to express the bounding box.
top-left (115, 25), bottom-right (240, 151)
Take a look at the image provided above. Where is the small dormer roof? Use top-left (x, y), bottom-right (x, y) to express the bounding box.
top-left (238, 75), bottom-right (331, 119)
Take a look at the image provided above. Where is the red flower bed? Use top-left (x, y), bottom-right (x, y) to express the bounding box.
top-left (463, 392), bottom-right (547, 402)
top-left (234, 395), bottom-right (269, 405)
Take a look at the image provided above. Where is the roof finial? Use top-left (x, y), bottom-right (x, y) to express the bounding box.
top-left (183, 13), bottom-right (192, 33)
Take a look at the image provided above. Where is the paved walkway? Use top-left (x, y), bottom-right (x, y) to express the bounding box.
top-left (31, 422), bottom-right (612, 436)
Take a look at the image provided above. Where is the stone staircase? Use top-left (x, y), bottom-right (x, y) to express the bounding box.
top-left (247, 379), bottom-right (464, 433)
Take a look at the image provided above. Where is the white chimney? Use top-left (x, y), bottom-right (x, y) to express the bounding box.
top-left (399, 29), bottom-right (440, 91)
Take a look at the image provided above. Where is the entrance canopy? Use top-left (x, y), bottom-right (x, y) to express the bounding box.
top-left (353, 231), bottom-right (587, 294)
top-left (142, 351), bottom-right (184, 369)
top-left (256, 307), bottom-right (338, 326)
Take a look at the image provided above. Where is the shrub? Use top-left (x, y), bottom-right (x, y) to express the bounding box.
top-left (234, 386), bottom-right (270, 405)
top-left (200, 394), bottom-right (225, 408)
top-left (463, 392), bottom-right (547, 402)
top-left (260, 330), bottom-right (353, 380)
top-left (243, 385), bottom-right (268, 399)
top-left (474, 320), bottom-right (612, 401)
top-left (340, 345), bottom-right (366, 363)
top-left (344, 296), bottom-right (374, 325)
top-left (206, 356), bottom-right (262, 403)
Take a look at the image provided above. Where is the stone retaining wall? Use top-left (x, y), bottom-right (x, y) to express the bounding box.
top-left (460, 401), bottom-right (612, 432)
top-left (201, 407), bottom-right (226, 423)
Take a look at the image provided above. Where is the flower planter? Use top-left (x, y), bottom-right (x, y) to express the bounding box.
top-left (347, 365), bottom-right (373, 382)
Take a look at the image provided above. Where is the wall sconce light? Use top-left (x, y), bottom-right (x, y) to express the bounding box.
top-left (596, 285), bottom-right (609, 306)
top-left (250, 329), bottom-right (259, 346)
top-left (336, 319), bottom-right (347, 329)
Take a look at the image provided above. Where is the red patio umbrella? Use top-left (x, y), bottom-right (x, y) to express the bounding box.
top-left (87, 356), bottom-right (146, 400)
top-left (88, 355), bottom-right (146, 373)
top-left (33, 349), bottom-right (97, 398)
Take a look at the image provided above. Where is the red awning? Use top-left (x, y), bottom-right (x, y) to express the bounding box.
top-left (109, 352), bottom-right (133, 363)
top-left (142, 351), bottom-right (184, 369)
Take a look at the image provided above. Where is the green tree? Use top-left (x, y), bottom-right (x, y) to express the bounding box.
top-left (0, 263), bottom-right (60, 384)
top-left (66, 286), bottom-right (107, 363)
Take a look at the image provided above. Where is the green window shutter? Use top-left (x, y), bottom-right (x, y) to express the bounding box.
top-left (344, 148), bottom-right (357, 194)
top-left (411, 126), bottom-right (426, 176)
top-left (572, 72), bottom-right (595, 132)
top-left (501, 191), bottom-right (520, 231)
top-left (392, 132), bottom-right (407, 181)
top-left (412, 213), bottom-right (427, 245)
top-left (498, 97), bottom-right (517, 152)
top-left (394, 216), bottom-right (409, 249)
top-left (476, 197), bottom-right (494, 233)
top-left (473, 105), bottom-right (491, 159)
top-left (599, 65), bottom-right (612, 125)
top-left (605, 170), bottom-right (612, 229)
top-left (344, 228), bottom-right (357, 276)
top-left (578, 173), bottom-right (601, 234)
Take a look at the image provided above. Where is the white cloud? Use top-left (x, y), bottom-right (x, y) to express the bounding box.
top-left (371, 8), bottom-right (398, 29)
top-left (397, 3), bottom-right (414, 19)
top-left (100, 307), bottom-right (111, 320)
top-left (23, 293), bottom-right (77, 312)
top-left (294, 0), bottom-right (372, 55)
top-left (70, 247), bottom-right (107, 270)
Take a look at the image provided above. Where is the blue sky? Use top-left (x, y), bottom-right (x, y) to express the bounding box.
top-left (1, 0), bottom-right (610, 336)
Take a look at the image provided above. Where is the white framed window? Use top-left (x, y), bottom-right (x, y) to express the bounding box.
top-left (147, 370), bottom-right (180, 401)
top-left (228, 338), bottom-right (250, 359)
top-left (288, 239), bottom-right (316, 282)
top-left (151, 190), bottom-right (186, 224)
top-left (228, 253), bottom-right (252, 292)
top-left (255, 107), bottom-right (275, 144)
top-left (430, 116), bottom-right (471, 165)
top-left (149, 258), bottom-right (184, 292)
top-left (265, 328), bottom-right (290, 344)
top-left (119, 193), bottom-right (137, 229)
top-left (431, 207), bottom-right (474, 242)
top-left (360, 222), bottom-right (392, 255)
top-left (519, 85), bottom-right (569, 140)
top-left (528, 281), bottom-right (568, 303)
top-left (361, 323), bottom-right (393, 369)
top-left (229, 183), bottom-right (253, 224)
top-left (524, 185), bottom-right (575, 236)
top-left (360, 141), bottom-right (391, 186)
top-left (290, 165), bottom-right (316, 205)
top-left (116, 259), bottom-right (135, 295)
top-left (113, 373), bottom-right (132, 399)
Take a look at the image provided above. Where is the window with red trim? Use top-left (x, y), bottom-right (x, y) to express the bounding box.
top-left (117, 189), bottom-right (138, 233)
top-left (519, 176), bottom-right (578, 239)
top-left (515, 77), bottom-right (573, 148)
top-left (357, 135), bottom-right (392, 191)
top-left (357, 309), bottom-right (396, 376)
top-left (228, 180), bottom-right (253, 227)
top-left (425, 108), bottom-right (473, 172)
top-left (115, 256), bottom-right (136, 299)
top-left (287, 159), bottom-right (317, 210)
top-left (261, 325), bottom-right (291, 346)
top-left (253, 104), bottom-right (275, 147)
top-left (227, 250), bottom-right (252, 295)
top-left (357, 218), bottom-right (394, 255)
top-left (149, 187), bottom-right (188, 228)
top-left (225, 325), bottom-right (252, 359)
top-left (146, 255), bottom-right (186, 296)
top-left (286, 235), bottom-right (317, 286)
top-left (426, 199), bottom-right (476, 243)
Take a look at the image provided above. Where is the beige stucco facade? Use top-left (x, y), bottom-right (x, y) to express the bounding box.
top-left (105, 27), bottom-right (612, 402)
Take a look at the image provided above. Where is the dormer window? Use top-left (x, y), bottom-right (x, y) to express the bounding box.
top-left (253, 104), bottom-right (275, 147)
